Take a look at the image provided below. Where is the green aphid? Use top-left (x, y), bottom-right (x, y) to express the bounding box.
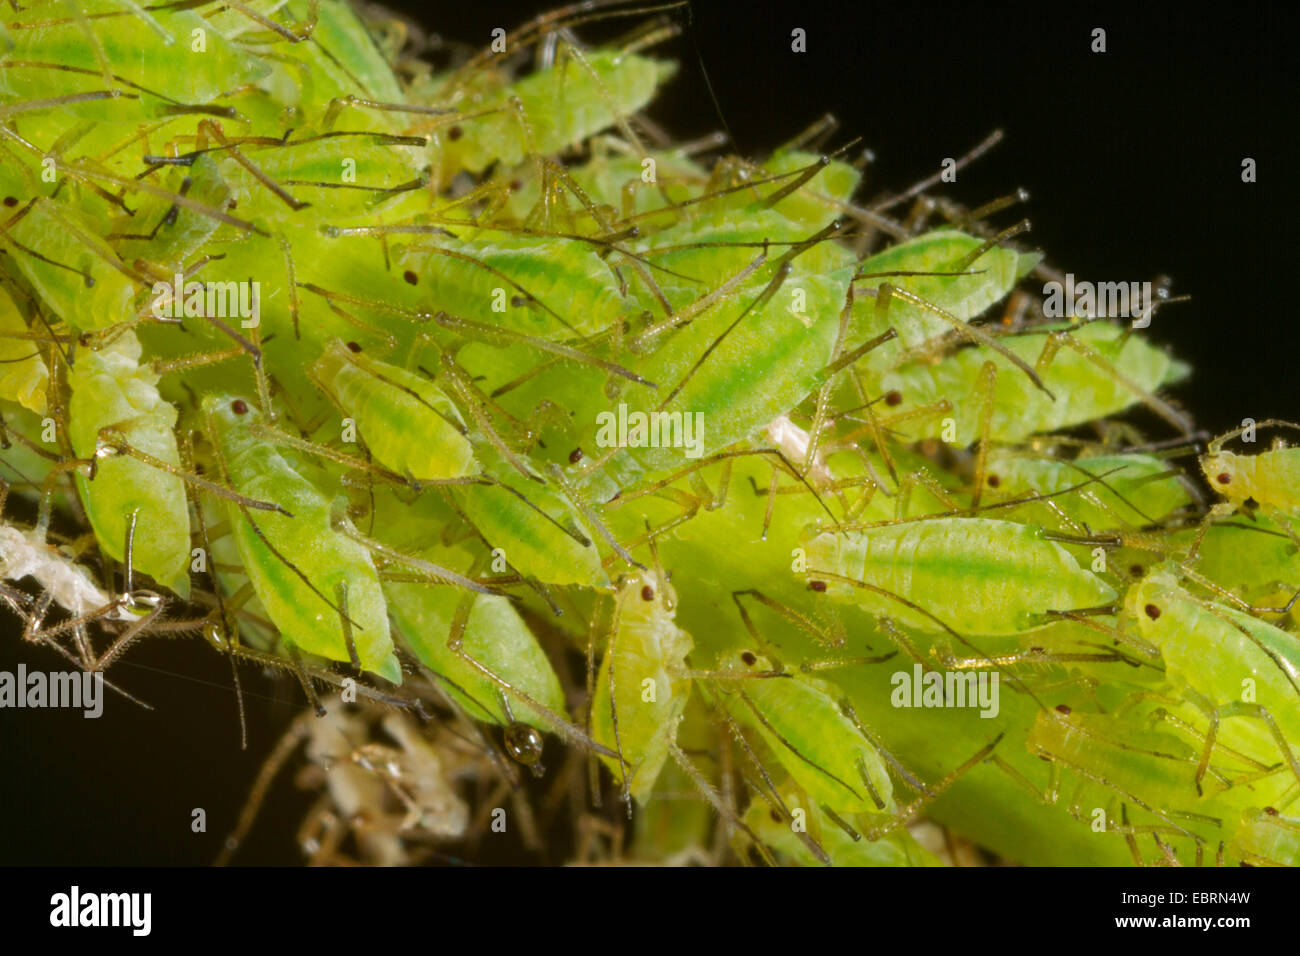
top-left (432, 51), bottom-right (676, 173)
top-left (713, 648), bottom-right (894, 816)
top-left (879, 321), bottom-right (1190, 445)
top-left (310, 338), bottom-right (476, 482)
top-left (591, 569), bottom-right (693, 802)
top-left (67, 330), bottom-right (191, 594)
top-left (805, 516), bottom-right (1117, 635)
top-left (982, 451), bottom-right (1195, 532)
top-left (383, 539), bottom-right (568, 730)
top-left (202, 393), bottom-right (400, 682)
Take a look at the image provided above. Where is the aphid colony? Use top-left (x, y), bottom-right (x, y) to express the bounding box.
top-left (0, 0), bottom-right (1296, 867)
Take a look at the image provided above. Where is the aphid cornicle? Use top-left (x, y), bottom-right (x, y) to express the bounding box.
top-left (202, 393), bottom-right (401, 682)
top-left (591, 568), bottom-right (694, 802)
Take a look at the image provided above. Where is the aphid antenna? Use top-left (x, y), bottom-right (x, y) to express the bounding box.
top-left (868, 130), bottom-right (1005, 216)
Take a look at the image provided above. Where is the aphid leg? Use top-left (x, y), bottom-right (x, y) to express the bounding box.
top-left (858, 734), bottom-right (1005, 842)
top-left (666, 737), bottom-right (778, 866)
top-left (215, 709), bottom-right (316, 865)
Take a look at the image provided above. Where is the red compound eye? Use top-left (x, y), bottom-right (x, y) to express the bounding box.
top-left (1216, 472), bottom-right (1231, 485)
top-left (1144, 604), bottom-right (1161, 620)
top-left (231, 399), bottom-right (249, 415)
top-left (740, 651), bottom-right (757, 666)
top-left (809, 580), bottom-right (827, 592)
top-left (884, 390), bottom-right (903, 407)
top-left (640, 585), bottom-right (655, 601)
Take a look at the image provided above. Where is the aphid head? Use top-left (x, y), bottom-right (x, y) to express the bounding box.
top-left (1200, 449), bottom-right (1249, 501)
top-left (1120, 567), bottom-right (1179, 640)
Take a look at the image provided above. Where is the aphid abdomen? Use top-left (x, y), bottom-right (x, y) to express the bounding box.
top-left (0, 287), bottom-right (49, 414)
top-left (807, 517), bottom-right (1117, 634)
top-left (851, 230), bottom-right (1038, 364)
top-left (311, 340), bottom-right (476, 481)
top-left (204, 394), bottom-right (400, 682)
top-left (67, 331), bottom-right (191, 594)
top-left (5, 199), bottom-right (136, 330)
top-left (592, 571), bottom-right (693, 802)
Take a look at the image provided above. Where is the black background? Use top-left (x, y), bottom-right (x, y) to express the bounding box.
top-left (4, 0), bottom-right (1298, 867)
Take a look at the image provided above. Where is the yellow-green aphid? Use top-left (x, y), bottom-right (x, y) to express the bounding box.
top-left (983, 452), bottom-right (1194, 532)
top-left (382, 539), bottom-right (567, 729)
top-left (592, 568), bottom-right (693, 802)
top-left (879, 322), bottom-right (1188, 445)
top-left (805, 516), bottom-right (1117, 635)
top-left (450, 444), bottom-right (609, 587)
top-left (1228, 807), bottom-right (1300, 866)
top-left (68, 330), bottom-right (190, 594)
top-left (310, 339), bottom-right (476, 482)
top-left (1124, 566), bottom-right (1300, 755)
top-left (1202, 425), bottom-right (1300, 517)
top-left (850, 229), bottom-right (1039, 368)
top-left (3, 199), bottom-right (137, 331)
top-left (716, 648), bottom-right (893, 816)
top-left (742, 780), bottom-right (940, 867)
top-left (433, 51), bottom-right (676, 173)
top-left (202, 393), bottom-right (400, 682)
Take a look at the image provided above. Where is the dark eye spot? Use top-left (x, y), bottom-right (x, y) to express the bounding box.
top-left (1129, 564), bottom-right (1144, 577)
top-left (403, 270), bottom-right (418, 285)
top-left (769, 809), bottom-right (782, 823)
top-left (1264, 806), bottom-right (1279, 817)
top-left (446, 125), bottom-right (463, 141)
top-left (568, 447), bottom-right (583, 464)
top-left (509, 179), bottom-right (523, 191)
top-left (987, 474), bottom-right (1001, 488)
top-left (228, 199), bottom-right (238, 209)
top-left (346, 341), bottom-right (361, 353)
top-left (231, 399), bottom-right (249, 415)
top-left (1216, 472), bottom-right (1231, 485)
top-left (809, 580), bottom-right (827, 593)
top-left (1144, 603), bottom-right (1161, 620)
top-left (740, 651), bottom-right (757, 666)
top-left (884, 390), bottom-right (902, 407)
top-left (640, 584), bottom-right (655, 601)
top-left (511, 295), bottom-right (529, 307)
top-left (1055, 704), bottom-right (1071, 715)
top-left (2, 196), bottom-right (16, 207)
